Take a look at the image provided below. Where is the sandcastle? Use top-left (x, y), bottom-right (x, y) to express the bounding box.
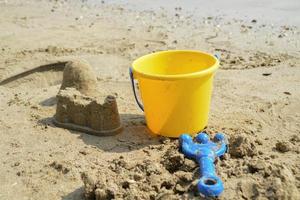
top-left (53, 60), bottom-right (122, 136)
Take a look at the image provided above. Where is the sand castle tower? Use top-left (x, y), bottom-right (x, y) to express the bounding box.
top-left (53, 60), bottom-right (122, 136)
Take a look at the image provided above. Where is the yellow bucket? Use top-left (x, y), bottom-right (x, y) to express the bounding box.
top-left (129, 50), bottom-right (219, 138)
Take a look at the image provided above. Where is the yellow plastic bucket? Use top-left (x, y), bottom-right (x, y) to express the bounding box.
top-left (129, 50), bottom-right (219, 138)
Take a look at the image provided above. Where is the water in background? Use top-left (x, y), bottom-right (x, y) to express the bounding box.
top-left (85, 0), bottom-right (300, 26)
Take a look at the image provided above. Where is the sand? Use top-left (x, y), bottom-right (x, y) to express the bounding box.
top-left (0, 0), bottom-right (299, 199)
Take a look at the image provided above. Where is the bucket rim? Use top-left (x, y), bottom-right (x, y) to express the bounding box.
top-left (132, 50), bottom-right (219, 80)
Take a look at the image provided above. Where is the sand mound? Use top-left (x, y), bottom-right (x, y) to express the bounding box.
top-left (60, 60), bottom-right (98, 96)
top-left (80, 143), bottom-right (199, 200)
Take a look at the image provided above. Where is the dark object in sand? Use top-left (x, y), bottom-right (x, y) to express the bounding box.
top-left (262, 73), bottom-right (272, 76)
top-left (53, 60), bottom-right (122, 136)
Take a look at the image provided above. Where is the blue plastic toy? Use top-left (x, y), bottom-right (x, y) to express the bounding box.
top-left (179, 132), bottom-right (228, 197)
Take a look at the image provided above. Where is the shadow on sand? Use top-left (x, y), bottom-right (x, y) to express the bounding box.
top-left (38, 113), bottom-right (161, 153)
top-left (39, 96), bottom-right (57, 107)
top-left (61, 187), bottom-right (84, 200)
top-left (44, 113), bottom-right (162, 200)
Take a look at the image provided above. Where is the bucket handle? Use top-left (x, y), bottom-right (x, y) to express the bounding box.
top-left (129, 67), bottom-right (144, 111)
top-left (214, 54), bottom-right (220, 60)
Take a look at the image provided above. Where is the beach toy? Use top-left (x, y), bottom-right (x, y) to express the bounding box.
top-left (179, 132), bottom-right (228, 197)
top-left (129, 50), bottom-right (219, 137)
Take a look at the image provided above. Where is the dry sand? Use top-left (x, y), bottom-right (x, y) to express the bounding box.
top-left (0, 0), bottom-right (299, 199)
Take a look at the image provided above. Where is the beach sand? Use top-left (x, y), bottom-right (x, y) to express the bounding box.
top-left (0, 0), bottom-right (299, 199)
